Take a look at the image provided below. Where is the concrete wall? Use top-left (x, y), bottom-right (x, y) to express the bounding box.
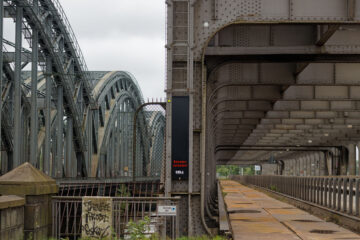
top-left (261, 164), bottom-right (278, 175)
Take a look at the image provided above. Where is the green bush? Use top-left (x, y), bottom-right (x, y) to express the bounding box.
top-left (177, 236), bottom-right (228, 240)
top-left (270, 185), bottom-right (277, 191)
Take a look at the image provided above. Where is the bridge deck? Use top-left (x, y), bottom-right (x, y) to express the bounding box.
top-left (220, 180), bottom-right (360, 240)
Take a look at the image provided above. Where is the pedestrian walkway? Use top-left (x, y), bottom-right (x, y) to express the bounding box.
top-left (220, 180), bottom-right (360, 240)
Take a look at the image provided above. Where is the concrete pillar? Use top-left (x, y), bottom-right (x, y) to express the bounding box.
top-left (357, 142), bottom-right (360, 176)
top-left (0, 163), bottom-right (58, 239)
top-left (348, 143), bottom-right (356, 175)
top-left (315, 153), bottom-right (321, 176)
top-left (340, 147), bottom-right (348, 175)
top-left (306, 155), bottom-right (311, 176)
top-left (319, 152), bottom-right (327, 176)
top-left (287, 160), bottom-right (291, 175)
top-left (300, 157), bottom-right (304, 176)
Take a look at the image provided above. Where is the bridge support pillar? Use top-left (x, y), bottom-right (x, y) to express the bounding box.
top-left (0, 163), bottom-right (58, 240)
top-left (348, 143), bottom-right (356, 175)
top-left (299, 157), bottom-right (304, 176)
top-left (305, 155), bottom-right (310, 176)
top-left (357, 143), bottom-right (360, 175)
top-left (319, 152), bottom-right (327, 176)
top-left (13, 5), bottom-right (23, 169)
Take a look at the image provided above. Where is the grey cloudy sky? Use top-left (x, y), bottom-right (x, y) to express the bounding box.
top-left (60, 0), bottom-right (166, 99)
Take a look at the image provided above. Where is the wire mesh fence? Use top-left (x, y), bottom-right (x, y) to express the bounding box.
top-left (133, 103), bottom-right (166, 180)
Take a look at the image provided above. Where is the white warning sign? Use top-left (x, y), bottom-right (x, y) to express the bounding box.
top-left (157, 205), bottom-right (177, 216)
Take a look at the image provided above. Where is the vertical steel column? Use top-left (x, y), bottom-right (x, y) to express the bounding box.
top-left (44, 57), bottom-right (52, 175)
top-left (187, 1), bottom-right (195, 236)
top-left (30, 0), bottom-right (39, 166)
top-left (55, 86), bottom-right (63, 178)
top-left (87, 109), bottom-right (93, 176)
top-left (65, 117), bottom-right (73, 177)
top-left (0, 0), bottom-right (3, 172)
top-left (165, 0), bottom-right (173, 197)
top-left (115, 109), bottom-right (120, 176)
top-left (13, 5), bottom-right (23, 168)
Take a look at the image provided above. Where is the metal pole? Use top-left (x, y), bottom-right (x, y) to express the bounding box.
top-left (0, 0), bottom-right (3, 172)
top-left (44, 57), bottom-right (52, 175)
top-left (13, 6), bottom-right (23, 168)
top-left (30, 0), bottom-right (39, 167)
top-left (56, 86), bottom-right (63, 178)
top-left (65, 117), bottom-right (73, 177)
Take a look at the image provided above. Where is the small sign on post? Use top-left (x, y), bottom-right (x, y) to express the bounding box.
top-left (157, 205), bottom-right (177, 216)
top-left (82, 197), bottom-right (113, 239)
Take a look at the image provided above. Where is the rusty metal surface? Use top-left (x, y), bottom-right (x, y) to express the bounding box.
top-left (220, 180), bottom-right (360, 240)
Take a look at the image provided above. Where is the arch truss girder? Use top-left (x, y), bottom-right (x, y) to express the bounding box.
top-left (1, 0), bottom-right (165, 181)
top-left (90, 71), bottom-right (147, 178)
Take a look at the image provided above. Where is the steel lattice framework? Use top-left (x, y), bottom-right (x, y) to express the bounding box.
top-left (0, 1), bottom-right (165, 180)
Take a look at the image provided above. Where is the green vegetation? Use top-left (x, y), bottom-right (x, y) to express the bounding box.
top-left (126, 216), bottom-right (158, 240)
top-left (49, 215), bottom-right (229, 240)
top-left (270, 185), bottom-right (277, 192)
top-left (216, 165), bottom-right (255, 178)
top-left (177, 236), bottom-right (228, 240)
top-left (53, 236), bottom-right (228, 240)
top-left (216, 165), bottom-right (240, 178)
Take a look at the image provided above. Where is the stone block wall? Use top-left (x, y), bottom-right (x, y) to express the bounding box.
top-left (24, 195), bottom-right (52, 240)
top-left (0, 196), bottom-right (25, 240)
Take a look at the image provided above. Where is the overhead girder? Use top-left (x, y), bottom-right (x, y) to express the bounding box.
top-left (192, 0), bottom-right (360, 60)
top-left (204, 23), bottom-right (360, 165)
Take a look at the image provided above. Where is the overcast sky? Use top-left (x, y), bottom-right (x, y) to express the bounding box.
top-left (60, 0), bottom-right (166, 99)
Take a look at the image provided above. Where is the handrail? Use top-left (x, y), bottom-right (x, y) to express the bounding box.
top-left (235, 175), bottom-right (360, 218)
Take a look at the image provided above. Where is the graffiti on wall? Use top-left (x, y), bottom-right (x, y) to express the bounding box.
top-left (82, 197), bottom-right (113, 239)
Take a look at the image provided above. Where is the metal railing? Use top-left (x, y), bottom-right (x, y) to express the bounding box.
top-left (52, 196), bottom-right (179, 240)
top-left (235, 175), bottom-right (360, 218)
top-left (57, 181), bottom-right (163, 197)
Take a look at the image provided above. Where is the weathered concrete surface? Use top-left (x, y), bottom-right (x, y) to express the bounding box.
top-left (261, 164), bottom-right (278, 175)
top-left (0, 195), bottom-right (25, 240)
top-left (0, 162), bottom-right (58, 196)
top-left (0, 163), bottom-right (58, 240)
top-left (220, 180), bottom-right (360, 240)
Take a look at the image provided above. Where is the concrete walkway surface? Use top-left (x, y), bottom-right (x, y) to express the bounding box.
top-left (220, 180), bottom-right (360, 240)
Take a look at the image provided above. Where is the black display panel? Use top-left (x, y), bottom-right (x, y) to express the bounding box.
top-left (171, 96), bottom-right (189, 180)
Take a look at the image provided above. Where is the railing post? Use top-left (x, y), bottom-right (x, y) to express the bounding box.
top-left (356, 179), bottom-right (360, 216)
top-left (337, 178), bottom-right (342, 211)
top-left (333, 178), bottom-right (337, 210)
top-left (349, 178), bottom-right (354, 215)
top-left (343, 177), bottom-right (348, 212)
top-left (324, 178), bottom-right (328, 207)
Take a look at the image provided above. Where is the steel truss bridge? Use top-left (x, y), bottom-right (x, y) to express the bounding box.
top-left (165, 0), bottom-right (360, 236)
top-left (0, 0), bottom-right (165, 180)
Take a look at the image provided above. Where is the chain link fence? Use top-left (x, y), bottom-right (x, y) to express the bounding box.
top-left (132, 103), bottom-right (166, 181)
